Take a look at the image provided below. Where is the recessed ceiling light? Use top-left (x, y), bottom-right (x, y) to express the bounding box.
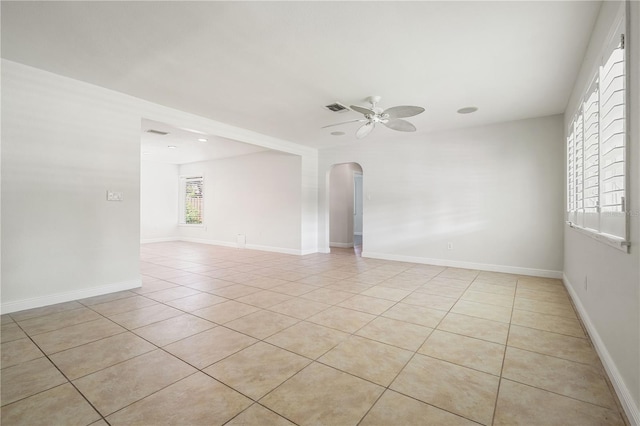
top-left (167, 145), bottom-right (177, 149)
top-left (457, 107), bottom-right (478, 114)
top-left (197, 138), bottom-right (208, 142)
top-left (330, 131), bottom-right (345, 136)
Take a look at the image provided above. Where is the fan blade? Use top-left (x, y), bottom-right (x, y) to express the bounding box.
top-left (350, 105), bottom-right (376, 116)
top-left (383, 119), bottom-right (417, 132)
top-left (383, 106), bottom-right (425, 119)
top-left (321, 119), bottom-right (365, 129)
top-left (356, 122), bottom-right (375, 139)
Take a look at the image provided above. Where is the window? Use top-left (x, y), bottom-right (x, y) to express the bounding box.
top-left (566, 19), bottom-right (627, 250)
top-left (180, 176), bottom-right (204, 225)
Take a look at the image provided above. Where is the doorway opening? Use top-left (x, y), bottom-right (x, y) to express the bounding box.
top-left (328, 162), bottom-right (363, 256)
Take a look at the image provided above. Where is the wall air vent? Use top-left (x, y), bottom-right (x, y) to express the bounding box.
top-left (324, 102), bottom-right (350, 113)
top-left (146, 129), bottom-right (170, 135)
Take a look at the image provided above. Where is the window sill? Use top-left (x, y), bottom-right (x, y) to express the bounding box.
top-left (179, 223), bottom-right (205, 228)
top-left (566, 221), bottom-right (630, 253)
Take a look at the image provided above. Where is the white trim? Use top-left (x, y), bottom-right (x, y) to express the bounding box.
top-left (180, 237), bottom-right (303, 255)
top-left (563, 274), bottom-right (639, 426)
top-left (330, 242), bottom-right (354, 248)
top-left (566, 221), bottom-right (630, 253)
top-left (180, 237), bottom-right (237, 249)
top-left (361, 251), bottom-right (562, 279)
top-left (0, 278), bottom-right (142, 314)
top-left (245, 243), bottom-right (301, 256)
top-left (140, 237), bottom-right (180, 244)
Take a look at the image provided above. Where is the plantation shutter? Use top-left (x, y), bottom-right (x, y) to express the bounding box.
top-left (582, 78), bottom-right (599, 230)
top-left (567, 129), bottom-right (575, 220)
top-left (599, 24), bottom-right (625, 237)
top-left (574, 111), bottom-right (584, 227)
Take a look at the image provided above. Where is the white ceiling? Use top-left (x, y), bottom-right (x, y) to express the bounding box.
top-left (1, 1), bottom-right (601, 149)
top-left (141, 119), bottom-right (269, 165)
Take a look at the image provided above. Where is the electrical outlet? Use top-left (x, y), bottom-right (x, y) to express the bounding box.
top-left (107, 191), bottom-right (123, 201)
top-left (447, 242), bottom-right (453, 250)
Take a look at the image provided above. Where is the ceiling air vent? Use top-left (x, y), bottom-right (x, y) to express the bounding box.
top-left (146, 129), bottom-right (170, 135)
top-left (324, 102), bottom-right (350, 113)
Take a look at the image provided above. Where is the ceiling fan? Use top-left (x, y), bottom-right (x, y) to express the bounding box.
top-left (323, 96), bottom-right (425, 139)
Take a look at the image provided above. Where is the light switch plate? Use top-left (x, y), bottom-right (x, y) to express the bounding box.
top-left (107, 191), bottom-right (123, 201)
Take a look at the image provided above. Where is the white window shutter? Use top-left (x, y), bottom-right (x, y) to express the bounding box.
top-left (582, 78), bottom-right (599, 230)
top-left (567, 128), bottom-right (575, 218)
top-left (599, 22), bottom-right (625, 237)
top-left (574, 112), bottom-right (584, 227)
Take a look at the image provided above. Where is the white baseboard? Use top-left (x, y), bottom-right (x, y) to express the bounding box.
top-left (181, 237), bottom-right (238, 249)
top-left (180, 237), bottom-right (303, 255)
top-left (361, 251), bottom-right (563, 279)
top-left (245, 243), bottom-right (301, 256)
top-left (140, 237), bottom-right (180, 244)
top-left (563, 274), bottom-right (639, 426)
top-left (1, 278), bottom-right (142, 314)
top-left (330, 242), bottom-right (354, 248)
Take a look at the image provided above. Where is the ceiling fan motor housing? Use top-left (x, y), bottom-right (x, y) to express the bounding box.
top-left (323, 95), bottom-right (424, 138)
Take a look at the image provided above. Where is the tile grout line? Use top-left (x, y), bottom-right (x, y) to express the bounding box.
top-left (3, 244), bottom-right (621, 425)
top-left (164, 257), bottom-right (479, 424)
top-left (215, 265), bottom-right (439, 424)
top-left (490, 275), bottom-right (518, 426)
top-left (355, 272), bottom-right (481, 426)
top-left (3, 320), bottom-right (112, 425)
top-left (497, 377), bottom-right (627, 413)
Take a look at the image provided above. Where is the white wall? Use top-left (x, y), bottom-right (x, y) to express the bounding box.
top-left (1, 60), bottom-right (142, 312)
top-left (563, 2), bottom-right (639, 423)
top-left (301, 153), bottom-right (319, 255)
top-left (178, 151), bottom-right (302, 253)
top-left (319, 115), bottom-right (565, 277)
top-left (1, 60), bottom-right (318, 313)
top-left (329, 163), bottom-right (361, 247)
top-left (140, 161), bottom-right (179, 242)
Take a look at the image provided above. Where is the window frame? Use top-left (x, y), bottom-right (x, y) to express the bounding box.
top-left (565, 16), bottom-right (629, 252)
top-left (179, 175), bottom-right (205, 227)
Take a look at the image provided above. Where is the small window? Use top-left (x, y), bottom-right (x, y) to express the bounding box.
top-left (180, 176), bottom-right (203, 225)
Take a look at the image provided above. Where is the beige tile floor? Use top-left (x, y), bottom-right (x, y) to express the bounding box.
top-left (0, 242), bottom-right (629, 425)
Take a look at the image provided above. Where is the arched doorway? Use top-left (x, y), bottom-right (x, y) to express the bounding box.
top-left (328, 162), bottom-right (363, 255)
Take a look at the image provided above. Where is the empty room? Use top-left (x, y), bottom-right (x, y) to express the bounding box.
top-left (1, 1), bottom-right (638, 425)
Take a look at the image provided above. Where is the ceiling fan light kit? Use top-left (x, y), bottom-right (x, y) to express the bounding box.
top-left (323, 95), bottom-right (424, 139)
